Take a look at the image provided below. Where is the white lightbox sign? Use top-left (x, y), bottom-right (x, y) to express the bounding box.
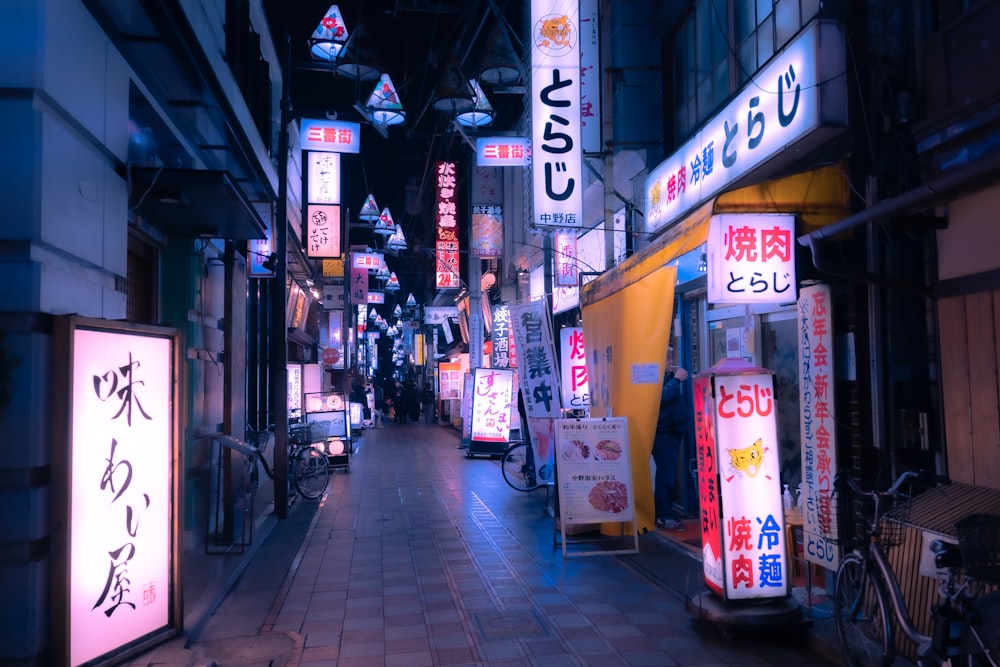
top-left (54, 318), bottom-right (180, 666)
top-left (645, 22), bottom-right (844, 234)
top-left (299, 119), bottom-right (361, 153)
top-left (306, 204), bottom-right (341, 258)
top-left (307, 152), bottom-right (341, 204)
top-left (530, 0), bottom-right (584, 228)
top-left (707, 214), bottom-right (796, 304)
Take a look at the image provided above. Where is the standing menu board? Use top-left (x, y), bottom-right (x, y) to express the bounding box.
top-left (554, 417), bottom-right (638, 557)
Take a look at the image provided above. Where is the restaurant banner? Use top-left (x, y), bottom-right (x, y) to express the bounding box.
top-left (798, 282), bottom-right (840, 570)
top-left (470, 368), bottom-right (515, 443)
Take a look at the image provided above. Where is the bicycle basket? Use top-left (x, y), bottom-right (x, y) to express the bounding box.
top-left (879, 490), bottom-right (912, 549)
top-left (955, 513), bottom-right (1000, 585)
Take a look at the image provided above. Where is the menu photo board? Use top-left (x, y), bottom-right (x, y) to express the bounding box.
top-left (553, 417), bottom-right (638, 557)
top-left (51, 317), bottom-right (182, 666)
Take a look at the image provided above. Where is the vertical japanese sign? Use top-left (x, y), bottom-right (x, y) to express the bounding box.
top-left (510, 300), bottom-right (562, 484)
top-left (471, 204), bottom-right (503, 258)
top-left (435, 161), bottom-right (461, 288)
top-left (559, 327), bottom-right (589, 411)
top-left (711, 366), bottom-right (788, 601)
top-left (304, 148), bottom-right (343, 259)
top-left (707, 214), bottom-right (796, 304)
top-left (798, 283), bottom-right (839, 569)
top-left (470, 368), bottom-right (515, 442)
top-left (349, 255), bottom-right (368, 305)
top-left (693, 373), bottom-right (723, 595)
top-left (491, 304), bottom-right (514, 369)
top-left (554, 230), bottom-right (579, 287)
top-left (578, 0), bottom-right (601, 153)
top-left (248, 234), bottom-right (274, 278)
top-left (530, 0), bottom-right (583, 229)
top-left (53, 318), bottom-right (180, 666)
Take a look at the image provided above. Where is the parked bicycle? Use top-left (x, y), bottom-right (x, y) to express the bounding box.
top-left (245, 422), bottom-right (330, 501)
top-left (833, 470), bottom-right (1000, 666)
top-left (500, 440), bottom-right (542, 492)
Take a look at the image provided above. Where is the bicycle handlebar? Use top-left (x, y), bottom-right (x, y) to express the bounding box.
top-left (835, 469), bottom-right (949, 500)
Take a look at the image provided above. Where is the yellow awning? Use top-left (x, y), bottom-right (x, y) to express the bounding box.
top-left (581, 164), bottom-right (849, 307)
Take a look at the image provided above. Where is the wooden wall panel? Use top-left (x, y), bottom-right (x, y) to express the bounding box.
top-left (967, 291), bottom-right (1000, 487)
top-left (939, 296), bottom-right (974, 483)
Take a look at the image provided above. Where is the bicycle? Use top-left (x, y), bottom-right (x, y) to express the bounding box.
top-left (833, 470), bottom-right (1000, 667)
top-left (500, 440), bottom-right (542, 492)
top-left (245, 422), bottom-right (330, 501)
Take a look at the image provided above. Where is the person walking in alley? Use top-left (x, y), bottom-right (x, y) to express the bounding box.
top-left (653, 346), bottom-right (689, 531)
top-left (421, 382), bottom-right (435, 425)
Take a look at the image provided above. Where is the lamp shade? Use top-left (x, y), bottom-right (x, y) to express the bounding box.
top-left (405, 293), bottom-right (416, 307)
top-left (386, 224), bottom-right (407, 251)
top-left (455, 79), bottom-right (495, 128)
top-left (432, 52), bottom-right (475, 114)
top-left (385, 272), bottom-right (401, 291)
top-left (374, 207), bottom-right (396, 236)
top-left (479, 24), bottom-right (522, 85)
top-left (376, 263), bottom-right (391, 282)
top-left (366, 73), bottom-right (406, 126)
top-left (393, 304), bottom-right (403, 317)
top-left (358, 193), bottom-right (379, 222)
top-left (309, 5), bottom-right (349, 62)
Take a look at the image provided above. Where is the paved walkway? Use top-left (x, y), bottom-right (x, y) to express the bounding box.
top-left (122, 422), bottom-right (842, 667)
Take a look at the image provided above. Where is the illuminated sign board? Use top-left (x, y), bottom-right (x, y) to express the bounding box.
top-left (553, 230), bottom-right (578, 287)
top-left (471, 205), bottom-right (503, 257)
top-left (307, 152), bottom-right (341, 203)
top-left (299, 119), bottom-right (361, 153)
top-left (53, 318), bottom-right (180, 666)
top-left (305, 204), bottom-right (341, 258)
top-left (476, 136), bottom-right (531, 166)
top-left (435, 161), bottom-right (461, 289)
top-left (559, 327), bottom-right (589, 410)
top-left (707, 214), bottom-right (796, 304)
top-left (644, 22), bottom-right (845, 234)
top-left (351, 252), bottom-right (384, 270)
top-left (530, 0), bottom-right (584, 228)
top-left (470, 368), bottom-right (515, 442)
top-left (696, 361), bottom-right (788, 601)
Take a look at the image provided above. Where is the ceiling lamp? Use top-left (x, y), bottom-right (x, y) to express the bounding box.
top-left (373, 207), bottom-right (396, 236)
top-left (455, 79), bottom-right (494, 128)
top-left (393, 304), bottom-right (403, 317)
top-left (479, 24), bottom-right (522, 85)
top-left (432, 52), bottom-right (475, 114)
top-left (365, 73), bottom-right (406, 126)
top-left (394, 318), bottom-right (403, 329)
top-left (385, 272), bottom-right (401, 292)
top-left (376, 262), bottom-right (391, 282)
top-left (386, 224), bottom-right (407, 252)
top-left (309, 5), bottom-right (350, 63)
top-left (358, 193), bottom-right (379, 222)
top-left (368, 308), bottom-right (378, 321)
top-left (334, 23), bottom-right (381, 81)
top-left (405, 293), bottom-right (417, 308)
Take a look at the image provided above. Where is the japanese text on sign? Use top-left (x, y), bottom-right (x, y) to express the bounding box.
top-left (530, 1), bottom-right (584, 229)
top-left (708, 214), bottom-right (796, 304)
top-left (798, 283), bottom-right (840, 569)
top-left (435, 161), bottom-right (461, 288)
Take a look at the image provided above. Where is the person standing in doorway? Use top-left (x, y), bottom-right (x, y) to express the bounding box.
top-left (653, 346), bottom-right (689, 531)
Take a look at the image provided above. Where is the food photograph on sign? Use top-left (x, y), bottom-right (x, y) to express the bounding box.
top-left (554, 418), bottom-right (634, 524)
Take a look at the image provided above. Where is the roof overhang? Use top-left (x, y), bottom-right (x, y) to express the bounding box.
top-left (126, 167), bottom-right (267, 240)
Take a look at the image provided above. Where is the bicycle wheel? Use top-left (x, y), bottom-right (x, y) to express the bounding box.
top-left (294, 446), bottom-right (330, 500)
top-left (834, 552), bottom-right (894, 667)
top-left (501, 443), bottom-right (541, 492)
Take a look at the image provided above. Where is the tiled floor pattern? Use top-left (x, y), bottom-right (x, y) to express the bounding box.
top-left (126, 422), bottom-right (840, 667)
